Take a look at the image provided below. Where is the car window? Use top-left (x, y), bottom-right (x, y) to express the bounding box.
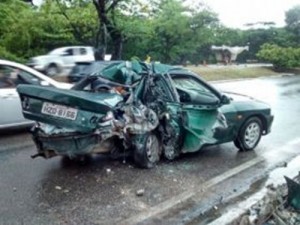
top-left (172, 75), bottom-right (220, 105)
top-left (0, 65), bottom-right (15, 88)
top-left (63, 48), bottom-right (73, 56)
top-left (79, 48), bottom-right (87, 55)
top-left (17, 68), bottom-right (42, 85)
top-left (172, 76), bottom-right (211, 93)
top-left (0, 65), bottom-right (42, 88)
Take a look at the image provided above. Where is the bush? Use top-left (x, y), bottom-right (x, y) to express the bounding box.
top-left (257, 43), bottom-right (300, 69)
top-left (0, 46), bottom-right (25, 63)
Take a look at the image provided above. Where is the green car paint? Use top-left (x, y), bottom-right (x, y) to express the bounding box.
top-left (181, 107), bottom-right (222, 153)
top-left (17, 61), bottom-right (273, 167)
top-left (18, 84), bottom-right (123, 132)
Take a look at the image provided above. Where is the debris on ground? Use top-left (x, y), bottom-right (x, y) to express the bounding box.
top-left (55, 186), bottom-right (62, 190)
top-left (136, 189), bottom-right (145, 197)
top-left (232, 175), bottom-right (300, 225)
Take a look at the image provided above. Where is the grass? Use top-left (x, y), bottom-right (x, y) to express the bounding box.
top-left (187, 65), bottom-right (280, 81)
top-left (54, 65), bottom-right (286, 83)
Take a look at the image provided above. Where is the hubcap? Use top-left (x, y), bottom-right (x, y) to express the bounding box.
top-left (47, 67), bottom-right (58, 76)
top-left (244, 122), bottom-right (260, 148)
top-left (145, 134), bottom-right (159, 163)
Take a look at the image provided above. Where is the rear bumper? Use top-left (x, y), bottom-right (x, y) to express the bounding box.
top-left (31, 126), bottom-right (98, 158)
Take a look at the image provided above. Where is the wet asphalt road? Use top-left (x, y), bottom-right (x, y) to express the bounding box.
top-left (1, 75), bottom-right (300, 225)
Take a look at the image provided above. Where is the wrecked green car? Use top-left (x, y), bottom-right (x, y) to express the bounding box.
top-left (17, 61), bottom-right (273, 168)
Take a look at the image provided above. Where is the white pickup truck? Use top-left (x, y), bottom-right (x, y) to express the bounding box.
top-left (27, 46), bottom-right (95, 76)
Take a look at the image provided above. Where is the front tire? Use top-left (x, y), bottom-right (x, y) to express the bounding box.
top-left (133, 133), bottom-right (161, 169)
top-left (234, 117), bottom-right (262, 151)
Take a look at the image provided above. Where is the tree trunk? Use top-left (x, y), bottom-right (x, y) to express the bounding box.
top-left (93, 0), bottom-right (123, 61)
top-left (94, 23), bottom-right (107, 61)
top-left (110, 30), bottom-right (123, 60)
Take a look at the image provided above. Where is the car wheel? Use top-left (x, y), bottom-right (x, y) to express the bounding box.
top-left (235, 117), bottom-right (262, 151)
top-left (162, 124), bottom-right (182, 160)
top-left (133, 133), bottom-right (161, 169)
top-left (46, 64), bottom-right (59, 76)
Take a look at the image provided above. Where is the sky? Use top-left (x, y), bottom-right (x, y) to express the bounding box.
top-left (202, 0), bottom-right (300, 29)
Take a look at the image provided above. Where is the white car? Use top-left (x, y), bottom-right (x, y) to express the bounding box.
top-left (0, 59), bottom-right (72, 130)
top-left (27, 46), bottom-right (95, 76)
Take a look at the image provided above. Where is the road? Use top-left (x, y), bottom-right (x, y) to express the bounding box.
top-left (1, 75), bottom-right (300, 225)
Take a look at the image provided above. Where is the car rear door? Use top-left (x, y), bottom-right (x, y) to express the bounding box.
top-left (61, 48), bottom-right (76, 69)
top-left (0, 64), bottom-right (50, 128)
top-left (73, 47), bottom-right (94, 63)
top-left (0, 66), bottom-right (25, 127)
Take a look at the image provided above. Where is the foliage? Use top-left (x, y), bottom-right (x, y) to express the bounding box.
top-left (145, 0), bottom-right (219, 64)
top-left (0, 0), bottom-right (299, 65)
top-left (257, 44), bottom-right (300, 69)
top-left (0, 46), bottom-right (24, 62)
top-left (285, 5), bottom-right (300, 43)
top-left (0, 0), bottom-right (77, 61)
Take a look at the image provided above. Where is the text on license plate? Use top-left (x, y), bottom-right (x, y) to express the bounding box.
top-left (41, 102), bottom-right (78, 120)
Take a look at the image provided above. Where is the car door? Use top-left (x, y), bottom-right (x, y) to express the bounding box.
top-left (171, 74), bottom-right (228, 153)
top-left (60, 48), bottom-right (76, 69)
top-left (0, 64), bottom-right (46, 127)
top-left (0, 66), bottom-right (25, 126)
top-left (73, 47), bottom-right (94, 63)
top-left (136, 73), bottom-right (184, 159)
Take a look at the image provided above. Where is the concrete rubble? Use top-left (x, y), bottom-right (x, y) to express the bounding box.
top-left (232, 180), bottom-right (300, 225)
top-left (209, 156), bottom-right (300, 225)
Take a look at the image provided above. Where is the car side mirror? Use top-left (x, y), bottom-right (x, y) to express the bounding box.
top-left (221, 95), bottom-right (230, 105)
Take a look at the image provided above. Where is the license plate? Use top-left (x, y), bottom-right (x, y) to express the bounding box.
top-left (41, 102), bottom-right (78, 120)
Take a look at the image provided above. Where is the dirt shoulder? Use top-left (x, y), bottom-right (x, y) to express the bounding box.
top-left (187, 65), bottom-right (281, 81)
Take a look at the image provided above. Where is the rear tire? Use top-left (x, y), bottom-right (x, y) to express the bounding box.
top-left (133, 133), bottom-right (161, 169)
top-left (46, 64), bottom-right (59, 77)
top-left (234, 117), bottom-right (262, 151)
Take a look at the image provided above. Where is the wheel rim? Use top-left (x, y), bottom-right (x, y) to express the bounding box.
top-left (145, 134), bottom-right (160, 163)
top-left (244, 122), bottom-right (261, 148)
top-left (47, 66), bottom-right (57, 76)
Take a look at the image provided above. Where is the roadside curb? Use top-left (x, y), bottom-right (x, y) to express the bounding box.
top-left (208, 155), bottom-right (300, 225)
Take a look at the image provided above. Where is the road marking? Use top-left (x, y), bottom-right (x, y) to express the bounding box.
top-left (123, 156), bottom-right (265, 225)
top-left (123, 138), bottom-right (300, 224)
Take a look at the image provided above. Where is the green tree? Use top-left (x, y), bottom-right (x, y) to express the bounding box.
top-left (257, 43), bottom-right (300, 69)
top-left (285, 5), bottom-right (300, 44)
top-left (0, 0), bottom-right (76, 61)
top-left (146, 0), bottom-right (219, 64)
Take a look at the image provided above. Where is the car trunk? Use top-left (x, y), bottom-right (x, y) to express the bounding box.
top-left (17, 84), bottom-right (123, 132)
